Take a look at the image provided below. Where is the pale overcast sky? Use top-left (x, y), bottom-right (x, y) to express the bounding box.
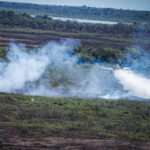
top-left (0, 0), bottom-right (150, 11)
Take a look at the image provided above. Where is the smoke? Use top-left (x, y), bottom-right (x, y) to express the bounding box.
top-left (0, 40), bottom-right (150, 100)
top-left (0, 43), bottom-right (50, 92)
top-left (114, 69), bottom-right (150, 99)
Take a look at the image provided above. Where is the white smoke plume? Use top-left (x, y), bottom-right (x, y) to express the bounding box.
top-left (114, 69), bottom-right (150, 99)
top-left (0, 43), bottom-right (49, 92)
top-left (0, 40), bottom-right (149, 100)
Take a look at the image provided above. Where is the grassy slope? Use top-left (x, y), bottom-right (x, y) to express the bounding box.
top-left (0, 93), bottom-right (150, 141)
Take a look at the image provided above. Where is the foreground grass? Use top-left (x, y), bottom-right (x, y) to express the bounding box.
top-left (0, 93), bottom-right (150, 141)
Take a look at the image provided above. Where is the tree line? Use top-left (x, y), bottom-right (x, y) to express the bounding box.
top-left (0, 1), bottom-right (150, 23)
top-left (0, 10), bottom-right (146, 36)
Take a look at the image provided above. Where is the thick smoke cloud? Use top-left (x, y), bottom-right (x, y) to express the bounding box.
top-left (0, 43), bottom-right (49, 92)
top-left (114, 69), bottom-right (150, 99)
top-left (0, 40), bottom-right (149, 100)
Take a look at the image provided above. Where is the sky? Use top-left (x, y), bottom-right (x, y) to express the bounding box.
top-left (0, 0), bottom-right (150, 11)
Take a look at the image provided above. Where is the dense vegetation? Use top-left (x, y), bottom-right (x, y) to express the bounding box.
top-left (0, 1), bottom-right (150, 23)
top-left (0, 93), bottom-right (150, 141)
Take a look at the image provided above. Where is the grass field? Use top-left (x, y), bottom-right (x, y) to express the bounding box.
top-left (0, 27), bottom-right (133, 48)
top-left (0, 93), bottom-right (150, 149)
top-left (0, 93), bottom-right (150, 142)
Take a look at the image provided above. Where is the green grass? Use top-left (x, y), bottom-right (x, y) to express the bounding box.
top-left (0, 93), bottom-right (150, 141)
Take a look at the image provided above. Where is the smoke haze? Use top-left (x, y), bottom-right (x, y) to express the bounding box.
top-left (0, 40), bottom-right (150, 100)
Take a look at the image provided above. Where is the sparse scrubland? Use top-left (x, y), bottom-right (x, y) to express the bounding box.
top-left (0, 93), bottom-right (150, 149)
